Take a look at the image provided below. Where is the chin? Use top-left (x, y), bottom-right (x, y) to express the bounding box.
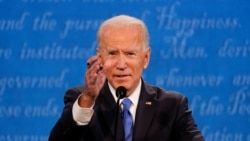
top-left (113, 82), bottom-right (129, 89)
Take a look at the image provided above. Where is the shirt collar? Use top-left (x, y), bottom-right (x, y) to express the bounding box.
top-left (108, 79), bottom-right (142, 106)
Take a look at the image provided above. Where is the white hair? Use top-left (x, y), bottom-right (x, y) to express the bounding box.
top-left (97, 15), bottom-right (150, 50)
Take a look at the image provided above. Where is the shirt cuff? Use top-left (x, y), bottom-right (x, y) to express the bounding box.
top-left (72, 94), bottom-right (94, 126)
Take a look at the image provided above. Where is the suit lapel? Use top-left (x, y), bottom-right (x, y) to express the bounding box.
top-left (96, 82), bottom-right (124, 140)
top-left (133, 82), bottom-right (157, 139)
top-left (95, 80), bottom-right (157, 140)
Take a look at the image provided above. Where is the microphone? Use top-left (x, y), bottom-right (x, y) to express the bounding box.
top-left (114, 86), bottom-right (127, 141)
top-left (116, 86), bottom-right (126, 99)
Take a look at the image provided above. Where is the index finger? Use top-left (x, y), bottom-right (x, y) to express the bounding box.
top-left (87, 56), bottom-right (98, 69)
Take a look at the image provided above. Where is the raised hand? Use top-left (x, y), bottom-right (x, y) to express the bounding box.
top-left (78, 55), bottom-right (110, 108)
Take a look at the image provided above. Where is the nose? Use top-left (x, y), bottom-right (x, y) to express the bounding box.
top-left (116, 54), bottom-right (127, 70)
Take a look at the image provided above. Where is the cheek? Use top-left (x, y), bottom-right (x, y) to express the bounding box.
top-left (131, 62), bottom-right (144, 73)
top-left (104, 60), bottom-right (116, 75)
top-left (102, 55), bottom-right (116, 65)
top-left (104, 58), bottom-right (116, 68)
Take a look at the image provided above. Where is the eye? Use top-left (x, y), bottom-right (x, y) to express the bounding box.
top-left (108, 51), bottom-right (117, 55)
top-left (126, 52), bottom-right (136, 56)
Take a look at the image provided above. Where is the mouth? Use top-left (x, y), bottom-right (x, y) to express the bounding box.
top-left (114, 74), bottom-right (130, 78)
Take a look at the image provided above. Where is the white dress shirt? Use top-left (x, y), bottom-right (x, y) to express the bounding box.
top-left (72, 79), bottom-right (142, 125)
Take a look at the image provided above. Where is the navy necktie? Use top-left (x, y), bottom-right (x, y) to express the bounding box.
top-left (122, 98), bottom-right (133, 141)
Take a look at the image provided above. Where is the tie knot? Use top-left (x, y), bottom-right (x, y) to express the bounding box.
top-left (122, 98), bottom-right (132, 110)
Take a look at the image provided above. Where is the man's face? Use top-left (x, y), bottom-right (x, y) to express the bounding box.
top-left (97, 25), bottom-right (150, 96)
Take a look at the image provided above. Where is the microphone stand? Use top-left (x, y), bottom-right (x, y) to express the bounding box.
top-left (114, 86), bottom-right (126, 141)
top-left (114, 95), bottom-right (121, 141)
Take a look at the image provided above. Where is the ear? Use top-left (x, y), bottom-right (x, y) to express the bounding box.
top-left (143, 47), bottom-right (151, 69)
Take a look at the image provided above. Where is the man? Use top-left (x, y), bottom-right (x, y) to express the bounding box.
top-left (49, 15), bottom-right (204, 141)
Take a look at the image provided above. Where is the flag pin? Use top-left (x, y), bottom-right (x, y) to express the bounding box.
top-left (145, 101), bottom-right (152, 105)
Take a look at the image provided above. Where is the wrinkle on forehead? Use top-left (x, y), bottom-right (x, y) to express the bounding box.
top-left (99, 25), bottom-right (144, 47)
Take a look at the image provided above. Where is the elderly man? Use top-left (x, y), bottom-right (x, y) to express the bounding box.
top-left (49, 15), bottom-right (204, 141)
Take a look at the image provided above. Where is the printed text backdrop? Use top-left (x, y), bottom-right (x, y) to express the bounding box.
top-left (0, 0), bottom-right (249, 141)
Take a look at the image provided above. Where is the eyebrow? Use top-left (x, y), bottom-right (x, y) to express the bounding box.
top-left (105, 48), bottom-right (139, 52)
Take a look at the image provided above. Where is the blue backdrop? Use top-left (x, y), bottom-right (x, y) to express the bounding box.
top-left (0, 0), bottom-right (250, 141)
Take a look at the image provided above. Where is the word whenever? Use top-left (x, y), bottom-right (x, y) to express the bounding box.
top-left (155, 68), bottom-right (223, 87)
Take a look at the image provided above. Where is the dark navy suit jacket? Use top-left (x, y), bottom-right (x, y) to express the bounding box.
top-left (49, 79), bottom-right (204, 141)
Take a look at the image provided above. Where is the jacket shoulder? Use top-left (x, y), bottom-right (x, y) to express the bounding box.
top-left (63, 85), bottom-right (84, 104)
top-left (144, 82), bottom-right (185, 101)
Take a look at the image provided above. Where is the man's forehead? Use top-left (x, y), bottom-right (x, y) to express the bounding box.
top-left (104, 45), bottom-right (141, 50)
top-left (101, 28), bottom-right (143, 44)
top-left (102, 25), bottom-right (142, 36)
